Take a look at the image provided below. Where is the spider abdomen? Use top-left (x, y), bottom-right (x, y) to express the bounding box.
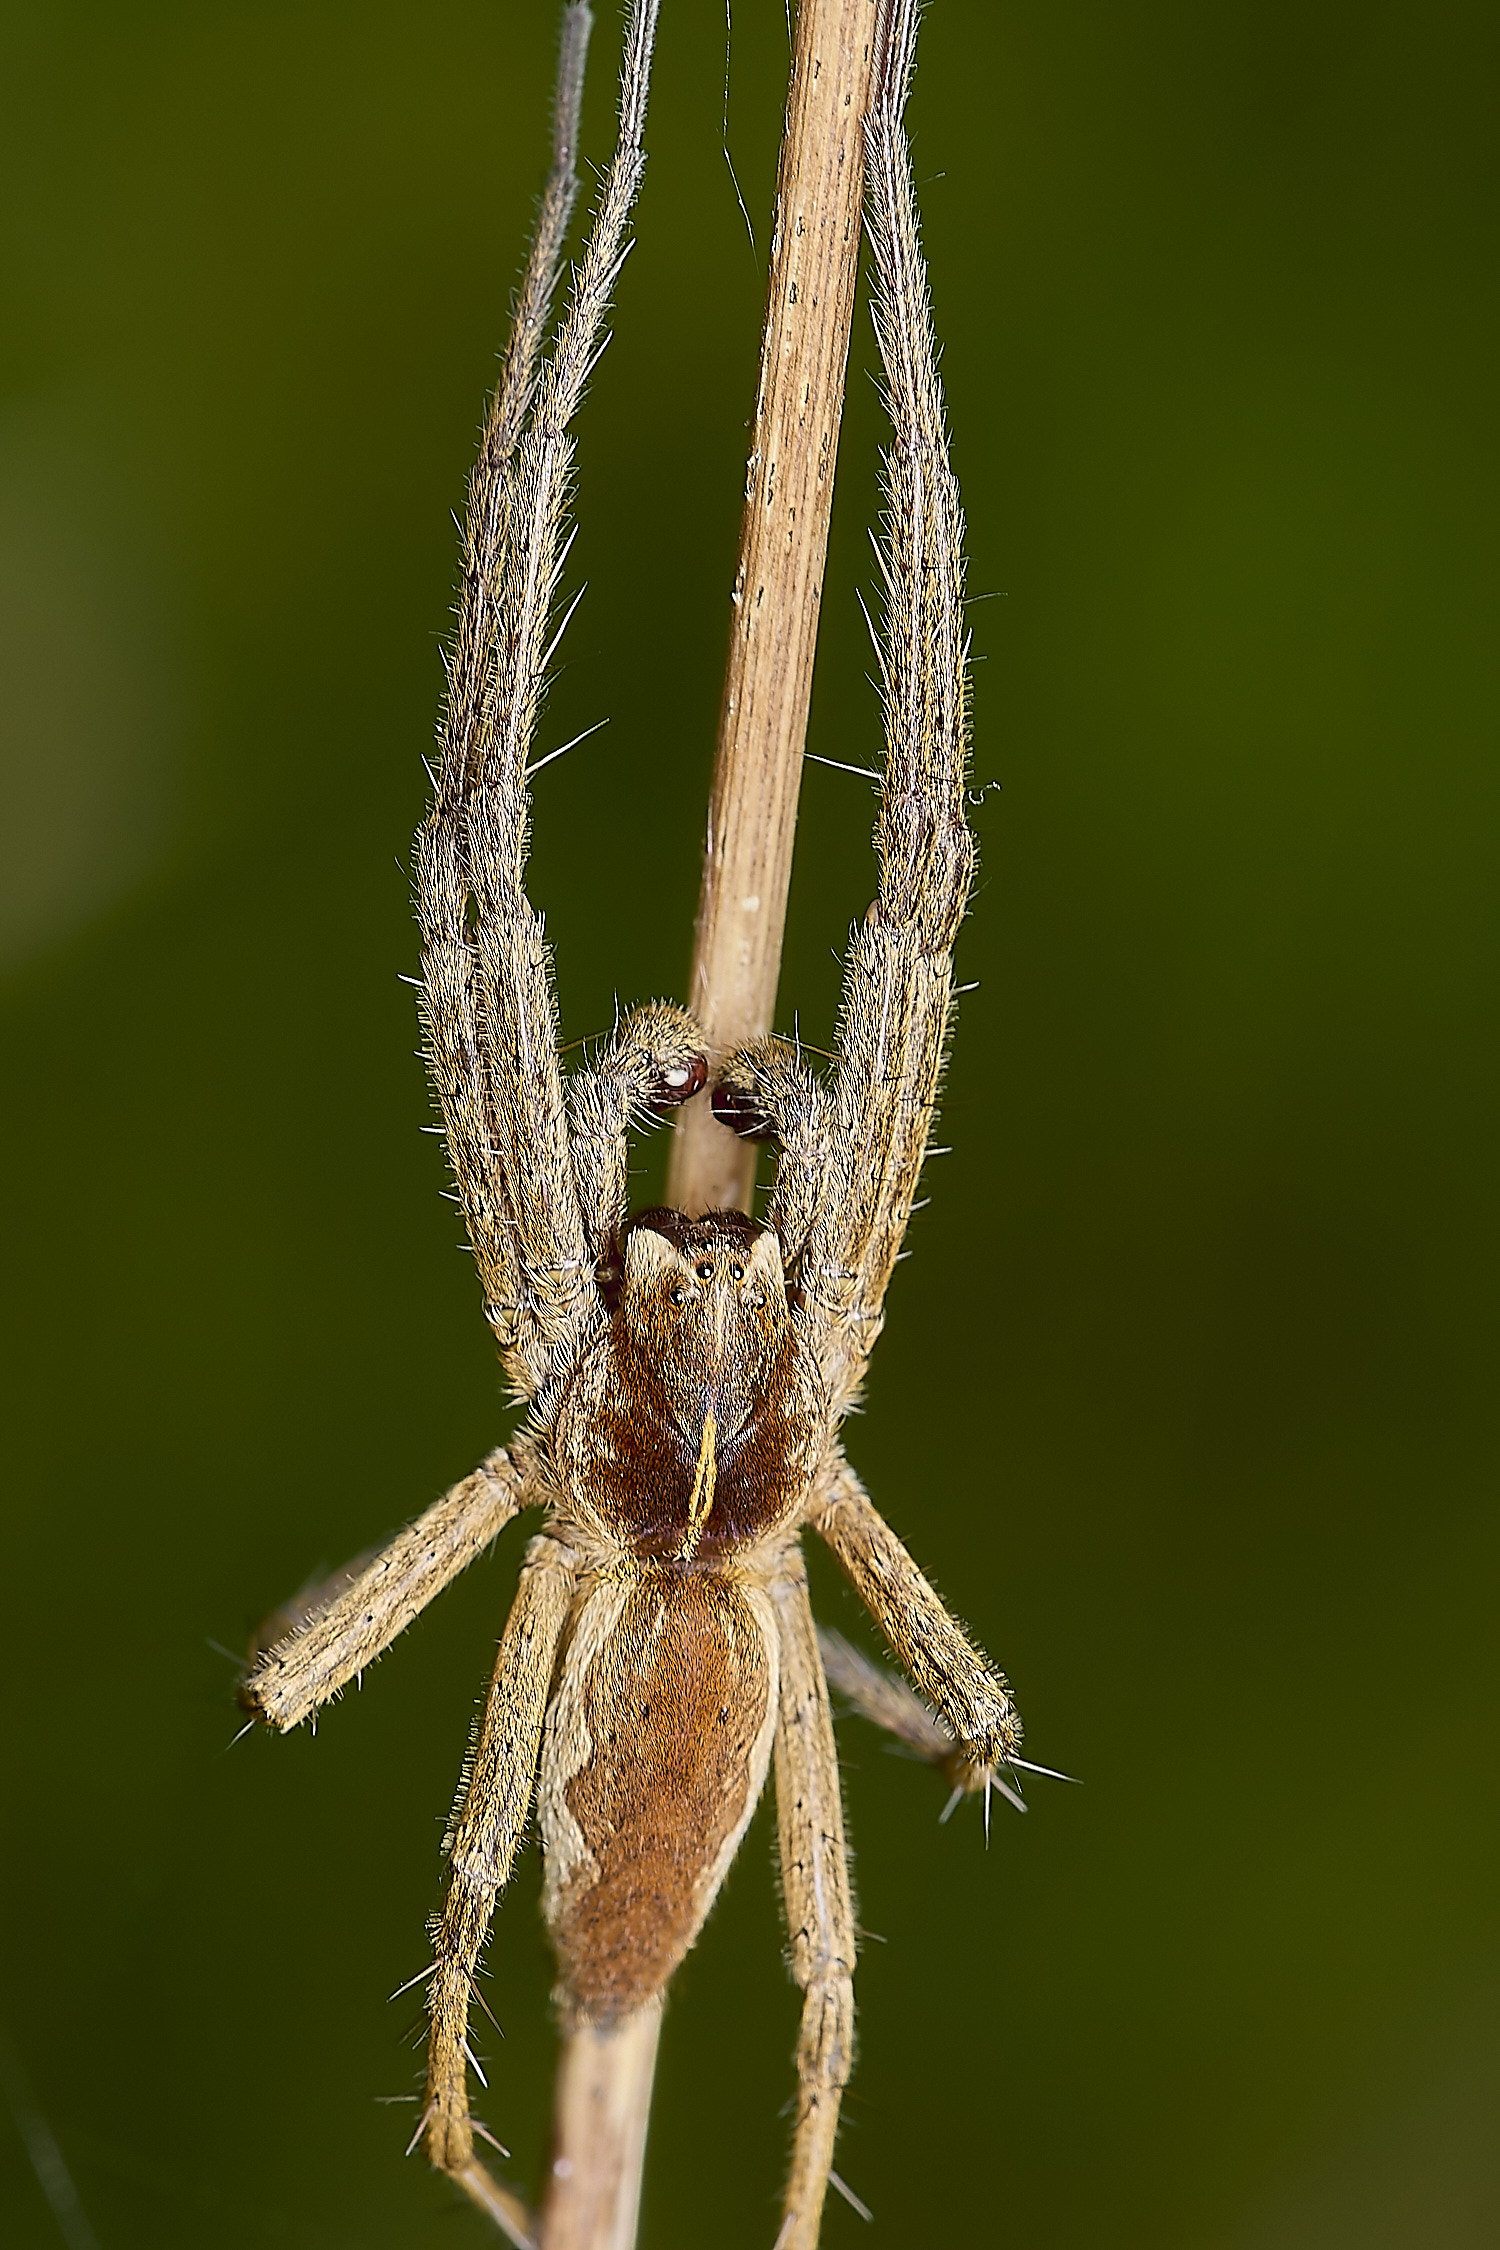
top-left (538, 1571), bottom-right (779, 2025)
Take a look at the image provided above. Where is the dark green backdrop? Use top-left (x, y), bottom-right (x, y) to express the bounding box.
top-left (2, 2), bottom-right (1496, 2245)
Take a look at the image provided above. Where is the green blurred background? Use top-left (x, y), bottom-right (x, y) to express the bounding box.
top-left (2, 0), bottom-right (1496, 2243)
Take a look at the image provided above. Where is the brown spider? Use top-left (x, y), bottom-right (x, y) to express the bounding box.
top-left (243, 2), bottom-right (1032, 2243)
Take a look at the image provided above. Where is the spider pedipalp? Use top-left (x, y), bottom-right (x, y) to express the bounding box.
top-left (643, 1049), bottom-right (708, 1114)
top-left (711, 1078), bottom-right (781, 1143)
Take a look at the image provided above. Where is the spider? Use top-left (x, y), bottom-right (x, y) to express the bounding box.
top-left (243, 2), bottom-right (1036, 2243)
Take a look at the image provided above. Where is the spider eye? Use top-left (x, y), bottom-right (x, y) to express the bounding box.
top-left (730, 1263), bottom-right (744, 1282)
top-left (695, 1261), bottom-right (713, 1280)
top-left (670, 1286), bottom-right (687, 1306)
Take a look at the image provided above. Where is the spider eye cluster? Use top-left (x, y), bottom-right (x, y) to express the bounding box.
top-left (619, 1208), bottom-right (785, 1327)
top-left (664, 1256), bottom-right (763, 1309)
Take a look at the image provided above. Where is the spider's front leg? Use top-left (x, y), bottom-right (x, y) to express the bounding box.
top-left (715, 2), bottom-right (974, 1423)
top-left (417, 0), bottom-right (664, 1404)
top-left (803, 0), bottom-right (976, 1411)
top-left (422, 1531), bottom-right (578, 2249)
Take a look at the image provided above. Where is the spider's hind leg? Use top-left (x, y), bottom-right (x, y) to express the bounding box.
top-left (567, 1001), bottom-right (707, 1252)
top-left (771, 1563), bottom-right (858, 2250)
top-left (421, 1533), bottom-right (577, 2248)
top-left (810, 1460), bottom-right (1022, 1776)
top-left (817, 1623), bottom-right (1014, 1818)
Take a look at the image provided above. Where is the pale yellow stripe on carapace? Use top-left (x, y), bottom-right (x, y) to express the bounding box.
top-left (677, 1408), bottom-right (718, 1560)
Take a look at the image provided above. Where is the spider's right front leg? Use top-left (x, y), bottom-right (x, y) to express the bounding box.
top-left (417, 0), bottom-right (665, 1400)
top-left (423, 1531), bottom-right (578, 2249)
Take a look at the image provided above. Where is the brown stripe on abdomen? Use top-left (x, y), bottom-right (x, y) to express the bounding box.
top-left (540, 1572), bottom-right (778, 2025)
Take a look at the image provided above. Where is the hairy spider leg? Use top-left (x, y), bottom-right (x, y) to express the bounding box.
top-left (817, 1623), bottom-right (952, 1758)
top-left (803, 0), bottom-right (977, 1422)
top-left (771, 1565), bottom-right (858, 2250)
top-left (416, 0), bottom-right (664, 1405)
top-left (715, 0), bottom-right (974, 1428)
top-left (810, 1458), bottom-right (1021, 1774)
top-left (818, 1625), bottom-right (1025, 1814)
top-left (423, 1533), bottom-right (579, 2245)
top-left (241, 1442), bottom-right (540, 1733)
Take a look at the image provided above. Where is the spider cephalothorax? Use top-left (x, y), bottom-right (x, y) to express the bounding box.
top-left (557, 1210), bottom-right (823, 1564)
top-left (243, 5), bottom-right (1031, 2245)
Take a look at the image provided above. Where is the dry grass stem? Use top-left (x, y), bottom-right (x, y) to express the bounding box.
top-left (541, 2003), bottom-right (662, 2250)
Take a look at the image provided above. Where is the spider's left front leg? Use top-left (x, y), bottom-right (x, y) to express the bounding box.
top-left (770, 1558), bottom-right (858, 2250)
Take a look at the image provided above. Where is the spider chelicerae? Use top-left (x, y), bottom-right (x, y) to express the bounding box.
top-left (243, 3), bottom-right (1038, 2243)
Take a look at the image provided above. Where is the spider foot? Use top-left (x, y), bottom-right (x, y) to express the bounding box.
top-left (449, 2158), bottom-right (538, 2250)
